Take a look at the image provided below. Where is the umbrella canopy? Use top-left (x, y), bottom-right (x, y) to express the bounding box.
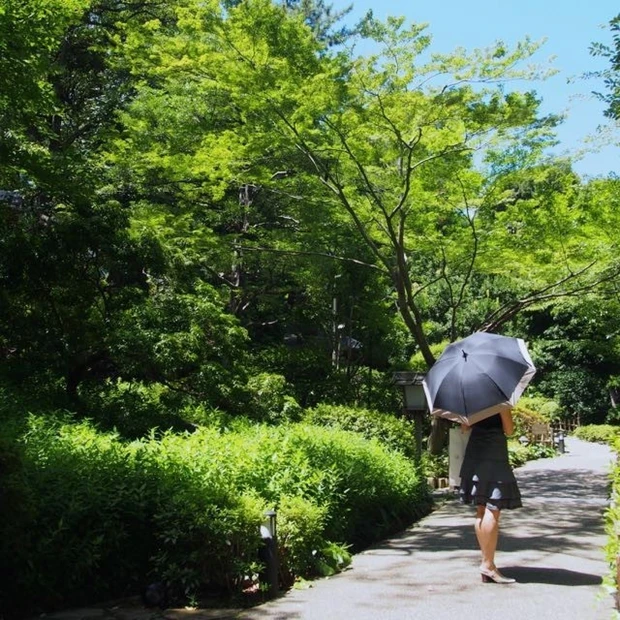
top-left (422, 332), bottom-right (536, 425)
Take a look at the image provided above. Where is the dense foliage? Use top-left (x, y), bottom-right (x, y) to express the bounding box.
top-left (596, 433), bottom-right (620, 610)
top-left (304, 403), bottom-right (418, 458)
top-left (606, 441), bottom-right (620, 611)
top-left (1, 0), bottom-right (619, 423)
top-left (572, 424), bottom-right (620, 444)
top-left (507, 440), bottom-right (556, 468)
top-left (0, 398), bottom-right (430, 616)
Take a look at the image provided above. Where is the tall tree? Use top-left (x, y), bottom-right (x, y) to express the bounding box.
top-left (111, 1), bottom-right (620, 360)
top-left (76, 0), bottom-right (620, 445)
top-left (0, 0), bottom-right (181, 403)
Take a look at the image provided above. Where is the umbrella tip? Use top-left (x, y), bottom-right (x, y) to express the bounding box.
top-left (462, 349), bottom-right (468, 361)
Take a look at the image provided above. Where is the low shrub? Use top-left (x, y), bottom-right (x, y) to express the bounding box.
top-left (135, 431), bottom-right (265, 599)
top-left (245, 373), bottom-right (302, 424)
top-left (572, 424), bottom-right (620, 444)
top-left (212, 423), bottom-right (431, 548)
top-left (507, 440), bottom-right (530, 468)
top-left (511, 401), bottom-right (551, 438)
top-left (518, 396), bottom-right (562, 422)
top-left (78, 379), bottom-right (192, 438)
top-left (304, 403), bottom-right (417, 459)
top-left (275, 495), bottom-right (351, 586)
top-left (507, 440), bottom-right (556, 469)
top-left (0, 415), bottom-right (265, 616)
top-left (421, 450), bottom-right (448, 478)
top-left (180, 402), bottom-right (234, 430)
top-left (0, 417), bottom-right (36, 617)
top-left (1, 408), bottom-right (430, 616)
top-left (1, 413), bottom-right (164, 615)
top-left (524, 442), bottom-right (557, 460)
top-left (604, 437), bottom-right (620, 609)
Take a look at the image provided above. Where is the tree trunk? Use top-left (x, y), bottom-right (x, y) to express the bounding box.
top-left (427, 417), bottom-right (450, 454)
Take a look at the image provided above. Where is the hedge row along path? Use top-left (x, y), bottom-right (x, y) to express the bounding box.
top-left (39, 437), bottom-right (615, 620)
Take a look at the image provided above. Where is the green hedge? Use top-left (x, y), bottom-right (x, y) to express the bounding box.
top-left (605, 437), bottom-right (620, 612)
top-left (198, 422), bottom-right (431, 547)
top-left (304, 403), bottom-right (418, 459)
top-left (507, 440), bottom-right (556, 468)
top-left (582, 429), bottom-right (620, 609)
top-left (572, 424), bottom-right (620, 444)
top-left (0, 410), bottom-right (431, 616)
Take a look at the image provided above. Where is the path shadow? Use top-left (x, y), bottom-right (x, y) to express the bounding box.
top-left (367, 524), bottom-right (605, 561)
top-left (501, 566), bottom-right (602, 586)
top-left (517, 468), bottom-right (610, 504)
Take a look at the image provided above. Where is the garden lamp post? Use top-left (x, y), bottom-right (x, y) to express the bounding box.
top-left (393, 372), bottom-right (428, 462)
top-left (260, 509), bottom-right (279, 598)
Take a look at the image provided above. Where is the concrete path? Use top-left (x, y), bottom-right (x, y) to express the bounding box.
top-left (37, 438), bottom-right (617, 620)
top-left (239, 437), bottom-right (616, 620)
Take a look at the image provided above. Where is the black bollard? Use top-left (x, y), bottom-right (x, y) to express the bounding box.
top-left (557, 432), bottom-right (565, 454)
top-left (259, 510), bottom-right (279, 598)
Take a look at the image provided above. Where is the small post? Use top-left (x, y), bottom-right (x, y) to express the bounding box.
top-left (260, 509), bottom-right (279, 598)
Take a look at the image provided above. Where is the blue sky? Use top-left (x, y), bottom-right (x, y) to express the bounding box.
top-left (331, 0), bottom-right (619, 177)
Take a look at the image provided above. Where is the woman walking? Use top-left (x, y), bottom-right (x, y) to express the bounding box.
top-left (459, 407), bottom-right (521, 584)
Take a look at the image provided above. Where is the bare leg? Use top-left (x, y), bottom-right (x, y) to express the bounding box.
top-left (474, 505), bottom-right (500, 571)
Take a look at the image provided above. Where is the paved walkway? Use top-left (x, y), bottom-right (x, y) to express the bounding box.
top-left (39, 438), bottom-right (616, 620)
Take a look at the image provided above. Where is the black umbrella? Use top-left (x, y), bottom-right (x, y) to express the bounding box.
top-left (422, 332), bottom-right (536, 425)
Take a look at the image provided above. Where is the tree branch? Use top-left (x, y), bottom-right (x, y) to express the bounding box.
top-left (478, 262), bottom-right (620, 332)
top-left (233, 245), bottom-right (390, 274)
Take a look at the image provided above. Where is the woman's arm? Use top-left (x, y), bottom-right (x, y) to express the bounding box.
top-left (500, 408), bottom-right (515, 436)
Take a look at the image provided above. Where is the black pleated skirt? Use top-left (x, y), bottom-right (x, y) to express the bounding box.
top-left (459, 426), bottom-right (522, 510)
